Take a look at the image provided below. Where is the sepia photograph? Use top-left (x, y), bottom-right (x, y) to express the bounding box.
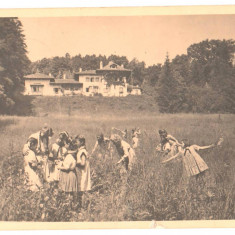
top-left (0, 5), bottom-right (234, 229)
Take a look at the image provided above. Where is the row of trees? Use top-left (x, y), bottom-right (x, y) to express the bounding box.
top-left (157, 40), bottom-right (235, 113)
top-left (30, 54), bottom-right (146, 86)
top-left (0, 18), bottom-right (234, 114)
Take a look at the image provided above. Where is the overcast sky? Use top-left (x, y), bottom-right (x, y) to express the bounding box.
top-left (20, 15), bottom-right (235, 66)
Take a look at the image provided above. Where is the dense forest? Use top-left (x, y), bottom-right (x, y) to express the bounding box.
top-left (0, 17), bottom-right (234, 114)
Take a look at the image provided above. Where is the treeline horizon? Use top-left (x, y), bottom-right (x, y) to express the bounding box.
top-left (0, 17), bottom-right (234, 115)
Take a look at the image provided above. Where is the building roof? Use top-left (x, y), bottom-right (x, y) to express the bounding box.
top-left (74, 70), bottom-right (97, 75)
top-left (127, 85), bottom-right (141, 90)
top-left (97, 61), bottom-right (131, 72)
top-left (24, 73), bottom-right (54, 79)
top-left (51, 79), bottom-right (82, 85)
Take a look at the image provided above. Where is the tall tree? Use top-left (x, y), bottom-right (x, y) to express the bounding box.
top-left (127, 58), bottom-right (146, 85)
top-left (157, 54), bottom-right (179, 113)
top-left (0, 18), bottom-right (30, 114)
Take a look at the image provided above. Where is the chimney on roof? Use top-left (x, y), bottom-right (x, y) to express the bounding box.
top-left (79, 68), bottom-right (82, 72)
top-left (49, 73), bottom-right (52, 77)
top-left (63, 73), bottom-right (66, 79)
top-left (121, 64), bottom-right (124, 68)
top-left (100, 61), bottom-right (103, 69)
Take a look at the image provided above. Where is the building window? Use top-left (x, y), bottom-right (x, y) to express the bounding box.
top-left (110, 64), bottom-right (117, 68)
top-left (86, 87), bottom-right (89, 92)
top-left (31, 85), bottom-right (43, 93)
top-left (93, 86), bottom-right (99, 93)
top-left (119, 86), bottom-right (123, 96)
top-left (54, 88), bottom-right (59, 94)
top-left (91, 77), bottom-right (94, 82)
top-left (95, 77), bottom-right (99, 82)
top-left (86, 77), bottom-right (90, 82)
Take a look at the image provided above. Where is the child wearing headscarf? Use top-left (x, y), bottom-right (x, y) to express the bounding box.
top-left (23, 137), bottom-right (43, 192)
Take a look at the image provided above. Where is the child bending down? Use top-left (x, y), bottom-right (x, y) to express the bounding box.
top-left (162, 138), bottom-right (223, 178)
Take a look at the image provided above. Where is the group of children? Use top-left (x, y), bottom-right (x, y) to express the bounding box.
top-left (22, 124), bottom-right (223, 205)
top-left (23, 125), bottom-right (91, 208)
top-left (22, 125), bottom-right (141, 197)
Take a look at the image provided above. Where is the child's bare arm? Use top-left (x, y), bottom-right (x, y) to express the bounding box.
top-left (194, 144), bottom-right (215, 150)
top-left (162, 152), bottom-right (181, 163)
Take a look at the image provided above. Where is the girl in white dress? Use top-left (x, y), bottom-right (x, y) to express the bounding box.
top-left (23, 137), bottom-right (43, 192)
top-left (76, 135), bottom-right (91, 192)
top-left (29, 124), bottom-right (54, 182)
top-left (75, 135), bottom-right (91, 208)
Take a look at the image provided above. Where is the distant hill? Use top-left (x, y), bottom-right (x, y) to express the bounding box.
top-left (30, 95), bottom-right (159, 118)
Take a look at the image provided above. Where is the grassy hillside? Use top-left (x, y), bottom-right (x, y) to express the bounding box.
top-left (30, 95), bottom-right (159, 117)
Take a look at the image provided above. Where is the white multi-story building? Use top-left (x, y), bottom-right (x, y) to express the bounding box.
top-left (24, 61), bottom-right (141, 97)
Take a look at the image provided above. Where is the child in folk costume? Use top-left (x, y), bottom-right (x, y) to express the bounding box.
top-left (47, 138), bottom-right (68, 183)
top-left (162, 138), bottom-right (224, 179)
top-left (110, 134), bottom-right (136, 172)
top-left (23, 137), bottom-right (43, 192)
top-left (75, 135), bottom-right (91, 208)
top-left (157, 129), bottom-right (180, 156)
top-left (57, 140), bottom-right (78, 194)
top-left (91, 133), bottom-right (111, 158)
